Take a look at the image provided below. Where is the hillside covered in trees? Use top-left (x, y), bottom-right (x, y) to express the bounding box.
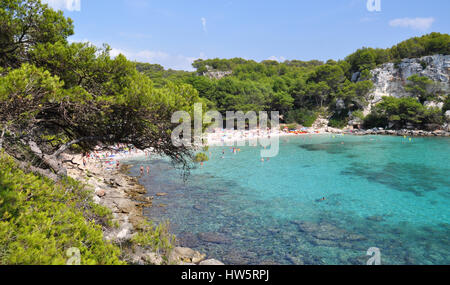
top-left (139, 33), bottom-right (450, 130)
top-left (0, 0), bottom-right (449, 265)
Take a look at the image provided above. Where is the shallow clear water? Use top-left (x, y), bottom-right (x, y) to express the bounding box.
top-left (125, 135), bottom-right (450, 265)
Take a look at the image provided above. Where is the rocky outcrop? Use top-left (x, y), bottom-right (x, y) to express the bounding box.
top-left (203, 65), bottom-right (233, 80)
top-left (353, 54), bottom-right (450, 115)
top-left (61, 153), bottom-right (223, 265)
top-left (330, 128), bottom-right (450, 137)
top-left (168, 247), bottom-right (206, 264)
top-left (311, 117), bottom-right (329, 132)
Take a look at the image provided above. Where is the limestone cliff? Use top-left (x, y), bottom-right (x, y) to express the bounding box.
top-left (353, 54), bottom-right (450, 115)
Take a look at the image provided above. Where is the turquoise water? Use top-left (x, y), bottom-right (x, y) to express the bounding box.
top-left (125, 135), bottom-right (450, 265)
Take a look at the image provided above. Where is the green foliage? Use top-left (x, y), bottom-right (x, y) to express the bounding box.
top-left (329, 117), bottom-right (349, 129)
top-left (364, 96), bottom-right (445, 129)
top-left (0, 152), bottom-right (123, 265)
top-left (285, 123), bottom-right (298, 130)
top-left (135, 33), bottom-right (447, 127)
top-left (364, 112), bottom-right (389, 129)
top-left (405, 74), bottom-right (434, 104)
top-left (0, 0), bottom-right (74, 67)
top-left (130, 220), bottom-right (175, 264)
top-left (136, 62), bottom-right (192, 88)
top-left (390, 32), bottom-right (450, 60)
top-left (346, 33), bottom-right (450, 74)
top-left (352, 110), bottom-right (365, 120)
top-left (286, 109), bottom-right (318, 127)
top-left (194, 153), bottom-right (209, 163)
top-left (346, 48), bottom-right (389, 74)
top-left (443, 95), bottom-right (450, 112)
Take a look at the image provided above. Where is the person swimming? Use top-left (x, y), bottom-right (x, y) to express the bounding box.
top-left (140, 166), bottom-right (144, 176)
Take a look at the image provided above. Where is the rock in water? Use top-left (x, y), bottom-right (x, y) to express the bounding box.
top-left (199, 259), bottom-right (225, 265)
top-left (197, 232), bottom-right (231, 244)
top-left (169, 247), bottom-right (206, 264)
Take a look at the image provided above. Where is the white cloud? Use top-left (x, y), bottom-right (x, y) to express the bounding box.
top-left (68, 37), bottom-right (203, 71)
top-left (201, 17), bottom-right (207, 33)
top-left (43, 0), bottom-right (81, 12)
top-left (389, 17), bottom-right (435, 31)
top-left (268, 56), bottom-right (286, 62)
top-left (111, 48), bottom-right (203, 71)
top-left (110, 48), bottom-right (130, 58)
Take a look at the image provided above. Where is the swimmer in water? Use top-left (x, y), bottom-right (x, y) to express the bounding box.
top-left (316, 197), bottom-right (326, 202)
top-left (140, 166), bottom-right (144, 176)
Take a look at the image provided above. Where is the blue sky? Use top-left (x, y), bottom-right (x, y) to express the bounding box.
top-left (44, 0), bottom-right (450, 71)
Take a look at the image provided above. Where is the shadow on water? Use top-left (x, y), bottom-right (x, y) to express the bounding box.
top-left (341, 162), bottom-right (449, 197)
top-left (299, 141), bottom-right (372, 154)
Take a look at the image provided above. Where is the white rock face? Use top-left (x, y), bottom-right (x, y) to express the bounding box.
top-left (355, 54), bottom-right (450, 115)
top-left (446, 110), bottom-right (450, 120)
top-left (424, 101), bottom-right (444, 110)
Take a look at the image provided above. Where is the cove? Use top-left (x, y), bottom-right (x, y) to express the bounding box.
top-left (124, 134), bottom-right (450, 265)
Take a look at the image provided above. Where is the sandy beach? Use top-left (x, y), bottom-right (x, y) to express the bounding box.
top-left (204, 128), bottom-right (322, 147)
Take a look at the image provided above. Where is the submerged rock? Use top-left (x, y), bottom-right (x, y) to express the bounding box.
top-left (177, 232), bottom-right (200, 248)
top-left (259, 259), bottom-right (281, 265)
top-left (199, 259), bottom-right (225, 265)
top-left (223, 250), bottom-right (252, 265)
top-left (169, 247), bottom-right (206, 264)
top-left (286, 254), bottom-right (305, 265)
top-left (367, 215), bottom-right (385, 222)
top-left (197, 232), bottom-right (231, 244)
top-left (293, 220), bottom-right (366, 243)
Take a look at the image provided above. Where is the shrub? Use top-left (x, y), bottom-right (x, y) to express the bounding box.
top-left (130, 220), bottom-right (175, 264)
top-left (329, 118), bottom-right (348, 129)
top-left (194, 153), bottom-right (209, 163)
top-left (364, 96), bottom-right (446, 129)
top-left (286, 109), bottom-right (318, 127)
top-left (443, 95), bottom-right (450, 113)
top-left (0, 152), bottom-right (124, 265)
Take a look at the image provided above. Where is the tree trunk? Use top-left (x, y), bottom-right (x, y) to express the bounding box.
top-left (28, 141), bottom-right (67, 177)
top-left (0, 127), bottom-right (6, 150)
top-left (15, 159), bottom-right (59, 182)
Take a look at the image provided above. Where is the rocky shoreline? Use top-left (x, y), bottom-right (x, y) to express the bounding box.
top-left (326, 128), bottom-right (450, 137)
top-left (61, 153), bottom-right (223, 265)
